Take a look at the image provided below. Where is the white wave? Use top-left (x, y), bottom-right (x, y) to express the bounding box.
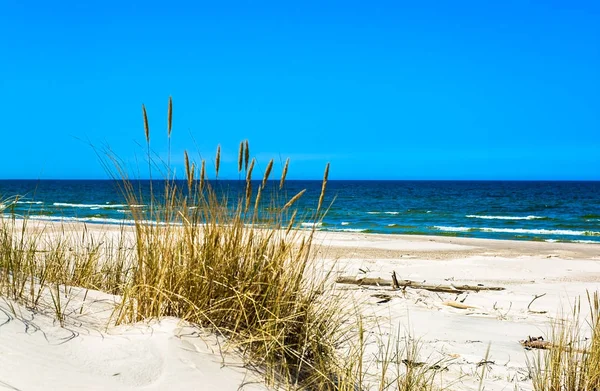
top-left (367, 212), bottom-right (380, 215)
top-left (433, 226), bottom-right (471, 232)
top-left (25, 215), bottom-right (169, 226)
top-left (16, 201), bottom-right (43, 205)
top-left (301, 222), bottom-right (323, 228)
top-left (53, 203), bottom-right (145, 209)
top-left (480, 227), bottom-right (599, 236)
top-left (341, 222), bottom-right (350, 226)
top-left (466, 215), bottom-right (545, 220)
top-left (367, 211), bottom-right (399, 215)
top-left (572, 240), bottom-right (600, 244)
top-left (336, 228), bottom-right (368, 233)
top-left (434, 225), bottom-right (600, 237)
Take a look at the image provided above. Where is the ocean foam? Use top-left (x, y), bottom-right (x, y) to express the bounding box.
top-left (341, 222), bottom-right (350, 226)
top-left (16, 201), bottom-right (43, 205)
top-left (434, 225), bottom-right (600, 237)
top-left (25, 215), bottom-right (168, 226)
top-left (480, 227), bottom-right (600, 236)
top-left (53, 203), bottom-right (145, 209)
top-left (466, 215), bottom-right (546, 220)
top-left (301, 222), bottom-right (323, 228)
top-left (433, 226), bottom-right (471, 232)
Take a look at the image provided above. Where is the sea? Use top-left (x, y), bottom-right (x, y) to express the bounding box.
top-left (1, 180), bottom-right (599, 244)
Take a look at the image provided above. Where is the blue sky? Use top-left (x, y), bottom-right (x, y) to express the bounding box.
top-left (0, 0), bottom-right (598, 180)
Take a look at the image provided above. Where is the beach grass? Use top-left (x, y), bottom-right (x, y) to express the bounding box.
top-left (528, 291), bottom-right (600, 391)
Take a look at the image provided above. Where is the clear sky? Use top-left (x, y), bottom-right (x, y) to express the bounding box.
top-left (0, 0), bottom-right (598, 180)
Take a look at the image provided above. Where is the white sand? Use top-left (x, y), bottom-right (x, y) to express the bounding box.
top-left (0, 285), bottom-right (267, 390)
top-left (1, 221), bottom-right (599, 390)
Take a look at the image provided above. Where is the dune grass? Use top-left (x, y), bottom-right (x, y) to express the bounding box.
top-left (528, 291), bottom-right (600, 391)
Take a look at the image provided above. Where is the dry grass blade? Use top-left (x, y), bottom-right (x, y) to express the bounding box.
top-left (215, 145), bottom-right (221, 179)
top-left (280, 158), bottom-right (289, 190)
top-left (283, 189), bottom-right (306, 210)
top-left (245, 180), bottom-right (253, 213)
top-left (245, 159), bottom-right (256, 213)
top-left (262, 159), bottom-right (274, 188)
top-left (184, 150), bottom-right (192, 191)
top-left (238, 141), bottom-right (244, 173)
top-left (142, 104), bottom-right (150, 143)
top-left (244, 140), bottom-right (250, 171)
top-left (317, 163), bottom-right (330, 215)
top-left (200, 160), bottom-right (206, 190)
top-left (246, 158), bottom-right (255, 182)
top-left (254, 184), bottom-right (263, 213)
top-left (167, 96), bottom-right (173, 137)
top-left (285, 210), bottom-right (297, 235)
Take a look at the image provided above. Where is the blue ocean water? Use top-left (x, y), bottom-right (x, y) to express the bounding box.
top-left (1, 180), bottom-right (599, 243)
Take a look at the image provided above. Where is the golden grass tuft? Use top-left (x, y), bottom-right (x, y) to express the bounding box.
top-left (528, 291), bottom-right (600, 391)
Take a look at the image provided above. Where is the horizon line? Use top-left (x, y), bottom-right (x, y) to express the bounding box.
top-left (1, 178), bottom-right (600, 182)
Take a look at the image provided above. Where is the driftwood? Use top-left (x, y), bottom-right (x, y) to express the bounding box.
top-left (335, 276), bottom-right (505, 294)
top-left (519, 336), bottom-right (588, 353)
top-left (443, 301), bottom-right (478, 310)
top-left (520, 336), bottom-right (552, 350)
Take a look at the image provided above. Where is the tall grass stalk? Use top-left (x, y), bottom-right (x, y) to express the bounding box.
top-left (529, 291), bottom-right (600, 391)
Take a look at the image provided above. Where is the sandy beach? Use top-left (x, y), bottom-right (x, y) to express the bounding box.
top-left (1, 221), bottom-right (599, 390)
top-left (314, 231), bottom-right (600, 390)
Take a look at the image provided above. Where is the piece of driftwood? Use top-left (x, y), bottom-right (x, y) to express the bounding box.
top-left (443, 301), bottom-right (478, 310)
top-left (335, 276), bottom-right (505, 294)
top-left (520, 336), bottom-right (588, 353)
top-left (520, 336), bottom-right (552, 350)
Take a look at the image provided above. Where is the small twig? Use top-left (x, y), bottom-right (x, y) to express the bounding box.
top-left (527, 293), bottom-right (547, 313)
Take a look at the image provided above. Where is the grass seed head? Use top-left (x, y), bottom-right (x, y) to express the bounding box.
top-left (244, 140), bottom-right (250, 171)
top-left (167, 96), bottom-right (173, 137)
top-left (238, 141), bottom-right (244, 173)
top-left (142, 104), bottom-right (150, 143)
top-left (262, 159), bottom-right (274, 188)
